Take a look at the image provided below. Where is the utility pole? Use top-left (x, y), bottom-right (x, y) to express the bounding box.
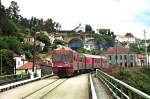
top-left (115, 40), bottom-right (118, 64)
top-left (32, 31), bottom-right (36, 72)
top-left (0, 53), bottom-right (2, 75)
top-left (144, 30), bottom-right (148, 66)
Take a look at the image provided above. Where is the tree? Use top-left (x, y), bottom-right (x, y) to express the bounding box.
top-left (35, 33), bottom-right (50, 45)
top-left (1, 19), bottom-right (18, 35)
top-left (129, 43), bottom-right (144, 54)
top-left (4, 37), bottom-right (22, 54)
top-left (98, 29), bottom-right (110, 35)
top-left (0, 49), bottom-right (14, 75)
top-left (0, 39), bottom-right (8, 49)
top-left (0, 0), bottom-right (2, 8)
top-left (6, 1), bottom-right (20, 23)
top-left (125, 33), bottom-right (134, 37)
top-left (44, 18), bottom-right (56, 33)
top-left (85, 24), bottom-right (93, 33)
top-left (0, 2), bottom-right (18, 36)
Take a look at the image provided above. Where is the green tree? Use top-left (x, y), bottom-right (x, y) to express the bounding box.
top-left (85, 24), bottom-right (93, 33)
top-left (44, 18), bottom-right (56, 33)
top-left (0, 49), bottom-right (14, 75)
top-left (129, 43), bottom-right (144, 54)
top-left (125, 33), bottom-right (134, 37)
top-left (0, 39), bottom-right (8, 49)
top-left (0, 3), bottom-right (18, 36)
top-left (35, 33), bottom-right (50, 45)
top-left (4, 37), bottom-right (22, 54)
top-left (6, 1), bottom-right (20, 23)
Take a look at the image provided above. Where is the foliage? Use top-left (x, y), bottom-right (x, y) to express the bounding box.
top-left (85, 24), bottom-right (93, 33)
top-left (35, 33), bottom-right (50, 45)
top-left (115, 69), bottom-right (150, 95)
top-left (77, 48), bottom-right (94, 54)
top-left (53, 39), bottom-right (67, 46)
top-left (142, 66), bottom-right (150, 77)
top-left (125, 33), bottom-right (134, 37)
top-left (129, 43), bottom-right (145, 54)
top-left (0, 49), bottom-right (14, 75)
top-left (0, 37), bottom-right (22, 54)
top-left (6, 1), bottom-right (20, 23)
top-left (4, 37), bottom-right (22, 54)
top-left (0, 8), bottom-right (18, 36)
top-left (94, 31), bottom-right (115, 48)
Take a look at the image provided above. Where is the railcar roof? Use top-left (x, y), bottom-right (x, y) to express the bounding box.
top-left (81, 54), bottom-right (107, 59)
top-left (53, 46), bottom-right (76, 53)
top-left (82, 54), bottom-right (101, 58)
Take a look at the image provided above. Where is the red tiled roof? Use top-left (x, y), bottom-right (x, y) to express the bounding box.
top-left (101, 47), bottom-right (136, 55)
top-left (137, 54), bottom-right (145, 60)
top-left (19, 62), bottom-right (33, 69)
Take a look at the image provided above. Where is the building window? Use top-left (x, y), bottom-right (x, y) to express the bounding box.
top-left (90, 45), bottom-right (93, 48)
top-left (109, 55), bottom-right (112, 60)
top-left (85, 45), bottom-right (88, 48)
top-left (120, 55), bottom-right (122, 60)
top-left (124, 55), bottom-right (127, 60)
top-left (18, 61), bottom-right (20, 66)
top-left (130, 55), bottom-right (133, 60)
top-left (120, 62), bottom-right (122, 66)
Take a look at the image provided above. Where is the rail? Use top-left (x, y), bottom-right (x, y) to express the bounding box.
top-left (96, 69), bottom-right (150, 99)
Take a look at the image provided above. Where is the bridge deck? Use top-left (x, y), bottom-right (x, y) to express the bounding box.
top-left (0, 74), bottom-right (112, 99)
top-left (92, 74), bottom-right (112, 99)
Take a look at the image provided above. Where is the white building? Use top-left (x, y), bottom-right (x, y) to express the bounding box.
top-left (84, 37), bottom-right (97, 50)
top-left (116, 35), bottom-right (137, 44)
top-left (13, 54), bottom-right (28, 68)
top-left (100, 47), bottom-right (145, 67)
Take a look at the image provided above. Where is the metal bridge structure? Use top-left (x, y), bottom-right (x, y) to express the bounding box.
top-left (96, 69), bottom-right (150, 99)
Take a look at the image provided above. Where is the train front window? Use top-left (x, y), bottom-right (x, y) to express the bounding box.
top-left (53, 54), bottom-right (62, 61)
top-left (63, 55), bottom-right (72, 62)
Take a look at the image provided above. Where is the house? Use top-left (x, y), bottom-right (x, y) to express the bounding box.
top-left (13, 54), bottom-right (28, 68)
top-left (84, 36), bottom-right (97, 50)
top-left (35, 40), bottom-right (45, 50)
top-left (116, 34), bottom-right (137, 44)
top-left (24, 35), bottom-right (34, 44)
top-left (136, 54), bottom-right (145, 66)
top-left (100, 47), bottom-right (138, 67)
top-left (84, 39), bottom-right (97, 50)
top-left (24, 35), bottom-right (45, 50)
top-left (17, 62), bottom-right (41, 77)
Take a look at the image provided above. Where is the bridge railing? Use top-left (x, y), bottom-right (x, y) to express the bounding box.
top-left (0, 73), bottom-right (30, 85)
top-left (96, 69), bottom-right (150, 99)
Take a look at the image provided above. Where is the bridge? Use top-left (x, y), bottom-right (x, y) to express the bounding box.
top-left (54, 32), bottom-right (96, 50)
top-left (0, 70), bottom-right (150, 99)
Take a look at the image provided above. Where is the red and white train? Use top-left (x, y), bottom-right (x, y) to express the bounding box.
top-left (51, 46), bottom-right (108, 77)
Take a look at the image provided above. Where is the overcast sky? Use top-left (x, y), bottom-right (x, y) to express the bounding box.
top-left (2, 0), bottom-right (150, 39)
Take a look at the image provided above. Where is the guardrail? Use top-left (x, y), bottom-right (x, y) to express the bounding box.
top-left (0, 74), bottom-right (30, 85)
top-left (96, 69), bottom-right (150, 99)
top-left (0, 74), bottom-right (53, 92)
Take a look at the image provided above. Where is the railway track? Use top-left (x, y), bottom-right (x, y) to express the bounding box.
top-left (22, 78), bottom-right (67, 99)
